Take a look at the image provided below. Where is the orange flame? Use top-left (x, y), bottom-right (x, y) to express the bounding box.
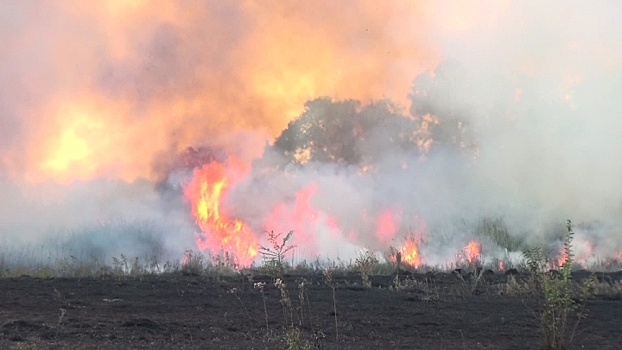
top-left (463, 240), bottom-right (481, 263)
top-left (5, 2), bottom-right (437, 183)
top-left (400, 239), bottom-right (422, 268)
top-left (557, 249), bottom-right (569, 268)
top-left (183, 158), bottom-right (257, 267)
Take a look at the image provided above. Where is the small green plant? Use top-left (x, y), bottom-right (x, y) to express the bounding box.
top-left (260, 230), bottom-right (296, 276)
top-left (355, 250), bottom-right (378, 288)
top-left (523, 220), bottom-right (595, 350)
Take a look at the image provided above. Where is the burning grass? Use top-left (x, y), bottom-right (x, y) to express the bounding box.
top-left (0, 242), bottom-right (621, 349)
top-left (0, 243), bottom-right (620, 282)
top-left (1, 220), bottom-right (622, 349)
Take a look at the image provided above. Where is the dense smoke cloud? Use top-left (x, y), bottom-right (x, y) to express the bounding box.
top-left (0, 0), bottom-right (435, 182)
top-left (0, 0), bottom-right (435, 262)
top-left (1, 1), bottom-right (622, 265)
top-left (224, 1), bottom-right (622, 262)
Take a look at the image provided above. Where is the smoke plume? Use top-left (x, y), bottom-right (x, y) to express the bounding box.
top-left (1, 1), bottom-right (622, 266)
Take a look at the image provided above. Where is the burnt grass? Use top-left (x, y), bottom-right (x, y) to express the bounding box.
top-left (0, 270), bottom-right (621, 350)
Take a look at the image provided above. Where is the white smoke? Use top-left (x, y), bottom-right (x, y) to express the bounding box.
top-left (2, 1), bottom-right (622, 268)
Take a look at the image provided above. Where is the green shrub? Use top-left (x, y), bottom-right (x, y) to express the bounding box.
top-left (523, 220), bottom-right (595, 350)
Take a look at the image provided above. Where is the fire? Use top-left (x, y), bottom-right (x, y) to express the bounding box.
top-left (391, 216), bottom-right (426, 268)
top-left (400, 239), bottom-right (422, 268)
top-left (183, 158), bottom-right (257, 267)
top-left (575, 238), bottom-right (594, 267)
top-left (43, 127), bottom-right (92, 173)
top-left (375, 208), bottom-right (401, 243)
top-left (264, 183), bottom-right (341, 258)
top-left (557, 249), bottom-right (569, 268)
top-left (4, 2), bottom-right (437, 183)
top-left (463, 240), bottom-right (481, 263)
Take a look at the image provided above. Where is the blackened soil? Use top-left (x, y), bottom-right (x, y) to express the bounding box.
top-left (0, 271), bottom-right (621, 350)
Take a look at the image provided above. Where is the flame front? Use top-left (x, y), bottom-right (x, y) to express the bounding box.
top-left (183, 159), bottom-right (257, 267)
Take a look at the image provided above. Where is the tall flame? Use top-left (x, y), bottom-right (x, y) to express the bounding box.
top-left (183, 158), bottom-right (257, 267)
top-left (400, 239), bottom-right (422, 267)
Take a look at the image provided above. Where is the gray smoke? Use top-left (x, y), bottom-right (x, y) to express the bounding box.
top-left (225, 2), bottom-right (622, 265)
top-left (2, 1), bottom-right (622, 268)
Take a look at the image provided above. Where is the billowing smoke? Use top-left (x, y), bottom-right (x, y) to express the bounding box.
top-left (1, 1), bottom-right (622, 267)
top-left (0, 0), bottom-right (434, 182)
top-left (223, 1), bottom-right (622, 264)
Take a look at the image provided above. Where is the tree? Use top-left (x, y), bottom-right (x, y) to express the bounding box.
top-left (271, 97), bottom-right (421, 169)
top-left (408, 61), bottom-right (477, 155)
top-left (268, 61), bottom-right (478, 170)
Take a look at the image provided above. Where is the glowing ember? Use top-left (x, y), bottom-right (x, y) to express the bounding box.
top-left (183, 158), bottom-right (258, 267)
top-left (463, 241), bottom-right (481, 263)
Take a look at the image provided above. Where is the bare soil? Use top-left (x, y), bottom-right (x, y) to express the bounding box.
top-left (0, 271), bottom-right (621, 349)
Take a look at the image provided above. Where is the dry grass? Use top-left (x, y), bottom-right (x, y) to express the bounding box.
top-left (593, 278), bottom-right (622, 300)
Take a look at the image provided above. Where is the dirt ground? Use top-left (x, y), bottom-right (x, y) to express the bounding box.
top-left (0, 270), bottom-right (621, 350)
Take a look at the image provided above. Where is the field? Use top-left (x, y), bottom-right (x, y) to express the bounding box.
top-left (1, 268), bottom-right (621, 350)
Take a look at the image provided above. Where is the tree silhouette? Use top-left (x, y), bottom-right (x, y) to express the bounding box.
top-left (268, 62), bottom-right (477, 169)
top-left (271, 97), bottom-right (421, 168)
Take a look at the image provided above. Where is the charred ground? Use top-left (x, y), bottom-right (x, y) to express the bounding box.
top-left (0, 270), bottom-right (621, 350)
